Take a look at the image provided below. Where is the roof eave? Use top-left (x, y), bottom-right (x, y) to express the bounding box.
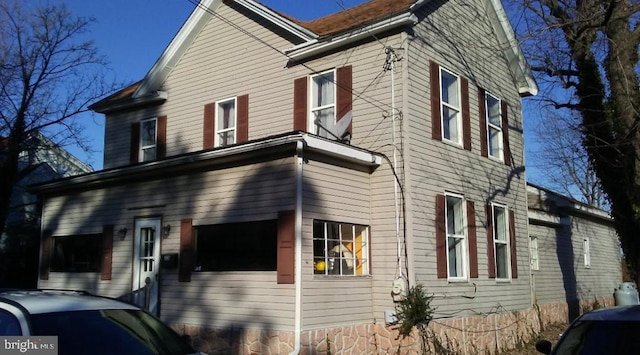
top-left (89, 91), bottom-right (168, 114)
top-left (235, 0), bottom-right (318, 41)
top-left (284, 12), bottom-right (418, 61)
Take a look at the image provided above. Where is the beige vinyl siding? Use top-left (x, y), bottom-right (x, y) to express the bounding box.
top-left (40, 158), bottom-right (298, 329)
top-left (404, 0), bottom-right (531, 317)
top-left (300, 160), bottom-right (375, 328)
top-left (529, 217), bottom-right (621, 306)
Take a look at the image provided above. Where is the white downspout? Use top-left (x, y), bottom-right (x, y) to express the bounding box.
top-left (290, 141), bottom-right (304, 355)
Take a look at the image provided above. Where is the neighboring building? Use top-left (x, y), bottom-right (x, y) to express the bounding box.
top-left (0, 134), bottom-right (92, 288)
top-left (30, 0), bottom-right (620, 353)
top-left (527, 183), bottom-right (621, 322)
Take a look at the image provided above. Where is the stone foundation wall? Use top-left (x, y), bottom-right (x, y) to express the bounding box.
top-left (174, 297), bottom-right (615, 354)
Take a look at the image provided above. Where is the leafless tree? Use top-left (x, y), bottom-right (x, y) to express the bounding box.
top-left (506, 0), bottom-right (640, 282)
top-left (0, 1), bottom-right (116, 237)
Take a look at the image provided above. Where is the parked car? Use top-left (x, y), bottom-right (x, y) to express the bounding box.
top-left (0, 289), bottom-right (202, 354)
top-left (536, 305), bottom-right (640, 354)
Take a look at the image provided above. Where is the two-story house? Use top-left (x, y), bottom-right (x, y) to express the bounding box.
top-left (30, 0), bottom-right (619, 353)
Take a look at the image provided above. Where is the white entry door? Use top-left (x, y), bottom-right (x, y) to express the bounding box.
top-left (132, 218), bottom-right (161, 316)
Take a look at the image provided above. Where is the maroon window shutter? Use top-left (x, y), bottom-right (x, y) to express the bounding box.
top-left (157, 116), bottom-right (167, 159)
top-left (478, 88), bottom-right (488, 157)
top-left (101, 225), bottom-right (114, 280)
top-left (486, 205), bottom-right (496, 278)
top-left (293, 77), bottom-right (308, 131)
top-left (467, 201), bottom-right (478, 278)
top-left (502, 100), bottom-right (511, 166)
top-left (430, 61), bottom-right (442, 141)
top-left (203, 103), bottom-right (215, 149)
top-left (435, 194), bottom-right (447, 279)
top-left (39, 230), bottom-right (52, 280)
top-left (237, 94), bottom-right (249, 143)
top-left (179, 218), bottom-right (193, 282)
top-left (130, 123), bottom-right (140, 164)
top-left (461, 77), bottom-right (471, 151)
top-left (509, 209), bottom-right (518, 279)
top-left (336, 65), bottom-right (353, 136)
top-left (277, 210), bottom-right (295, 284)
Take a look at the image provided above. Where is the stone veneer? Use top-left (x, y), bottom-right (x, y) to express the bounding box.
top-left (173, 297), bottom-right (614, 354)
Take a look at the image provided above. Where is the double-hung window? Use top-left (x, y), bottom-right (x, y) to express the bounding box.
top-left (583, 237), bottom-right (591, 267)
top-left (139, 118), bottom-right (157, 162)
top-left (492, 204), bottom-right (510, 279)
top-left (310, 70), bottom-right (336, 139)
top-left (216, 97), bottom-right (236, 147)
top-left (446, 194), bottom-right (467, 279)
top-left (440, 68), bottom-right (461, 144)
top-left (530, 236), bottom-right (539, 271)
top-left (313, 220), bottom-right (369, 276)
top-left (486, 93), bottom-right (503, 160)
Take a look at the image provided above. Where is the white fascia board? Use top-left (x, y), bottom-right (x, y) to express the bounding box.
top-left (302, 134), bottom-right (382, 166)
top-left (235, 0), bottom-right (317, 41)
top-left (133, 0), bottom-right (221, 98)
top-left (485, 0), bottom-right (538, 97)
top-left (285, 13), bottom-right (418, 61)
top-left (528, 209), bottom-right (561, 226)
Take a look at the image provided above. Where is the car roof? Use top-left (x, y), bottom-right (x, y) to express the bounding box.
top-left (0, 290), bottom-right (138, 315)
top-left (579, 305), bottom-right (640, 321)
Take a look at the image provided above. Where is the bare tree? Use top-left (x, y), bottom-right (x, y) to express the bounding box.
top-left (528, 106), bottom-right (607, 209)
top-left (0, 1), bottom-right (116, 237)
top-left (507, 0), bottom-right (640, 281)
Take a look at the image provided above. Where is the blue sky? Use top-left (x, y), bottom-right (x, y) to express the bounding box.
top-left (57, 0), bottom-right (368, 169)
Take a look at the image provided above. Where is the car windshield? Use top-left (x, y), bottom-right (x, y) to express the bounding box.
top-left (30, 309), bottom-right (197, 355)
top-left (553, 320), bottom-right (640, 354)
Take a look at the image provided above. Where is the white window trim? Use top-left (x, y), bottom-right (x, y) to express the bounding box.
top-left (308, 69), bottom-right (337, 135)
top-left (214, 96), bottom-right (237, 147)
top-left (313, 220), bottom-right (370, 277)
top-left (530, 235), bottom-right (539, 271)
top-left (583, 237), bottom-right (591, 268)
top-left (139, 117), bottom-right (157, 162)
top-left (445, 193), bottom-right (468, 281)
top-left (485, 92), bottom-right (503, 161)
top-left (492, 202), bottom-right (511, 281)
top-left (440, 67), bottom-right (462, 147)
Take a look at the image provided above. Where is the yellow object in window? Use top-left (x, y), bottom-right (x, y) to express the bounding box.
top-left (315, 260), bottom-right (326, 272)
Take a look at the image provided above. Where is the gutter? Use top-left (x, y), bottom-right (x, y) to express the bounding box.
top-left (284, 12), bottom-right (418, 62)
top-left (89, 91), bottom-right (168, 114)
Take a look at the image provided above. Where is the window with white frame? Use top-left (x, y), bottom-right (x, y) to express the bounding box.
top-left (446, 194), bottom-right (467, 279)
top-left (530, 236), bottom-right (539, 271)
top-left (140, 118), bottom-right (157, 162)
top-left (493, 204), bottom-right (510, 279)
top-left (583, 237), bottom-right (591, 267)
top-left (486, 93), bottom-right (503, 160)
top-left (216, 97), bottom-right (236, 147)
top-left (313, 220), bottom-right (369, 276)
top-left (310, 70), bottom-right (336, 138)
top-left (440, 68), bottom-right (461, 144)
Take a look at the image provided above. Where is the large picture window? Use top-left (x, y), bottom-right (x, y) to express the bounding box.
top-left (310, 70), bottom-right (336, 138)
top-left (50, 234), bottom-right (102, 272)
top-left (446, 194), bottom-right (467, 279)
top-left (440, 68), bottom-right (461, 144)
top-left (486, 93), bottom-right (503, 160)
top-left (492, 204), bottom-right (510, 279)
top-left (194, 220), bottom-right (277, 271)
top-left (313, 220), bottom-right (369, 276)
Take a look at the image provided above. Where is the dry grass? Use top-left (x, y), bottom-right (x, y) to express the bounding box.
top-left (498, 323), bottom-right (567, 355)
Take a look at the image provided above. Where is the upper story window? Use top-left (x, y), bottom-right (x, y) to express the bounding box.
top-left (440, 68), bottom-right (461, 145)
top-left (313, 220), bottom-right (369, 276)
top-left (310, 70), bottom-right (336, 139)
top-left (446, 194), bottom-right (467, 280)
top-left (139, 118), bottom-right (157, 162)
top-left (215, 97), bottom-right (236, 147)
top-left (492, 203), bottom-right (510, 280)
top-left (486, 93), bottom-right (503, 160)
